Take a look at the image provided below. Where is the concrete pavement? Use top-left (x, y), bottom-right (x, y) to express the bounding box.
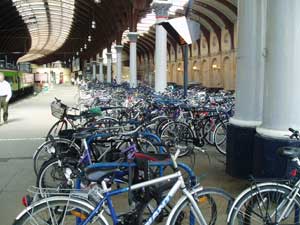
top-left (0, 84), bottom-right (78, 225)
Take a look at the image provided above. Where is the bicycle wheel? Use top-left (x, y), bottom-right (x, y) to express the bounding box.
top-left (33, 138), bottom-right (80, 176)
top-left (37, 158), bottom-right (75, 191)
top-left (160, 121), bottom-right (194, 157)
top-left (167, 188), bottom-right (234, 225)
top-left (213, 121), bottom-right (228, 155)
top-left (228, 183), bottom-right (300, 225)
top-left (13, 196), bottom-right (106, 225)
top-left (46, 120), bottom-right (68, 140)
top-left (202, 118), bottom-right (217, 145)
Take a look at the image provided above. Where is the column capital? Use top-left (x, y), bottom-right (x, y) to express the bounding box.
top-left (127, 32), bottom-right (139, 42)
top-left (106, 52), bottom-right (112, 58)
top-left (152, 2), bottom-right (172, 20)
top-left (98, 57), bottom-right (103, 63)
top-left (115, 45), bottom-right (123, 52)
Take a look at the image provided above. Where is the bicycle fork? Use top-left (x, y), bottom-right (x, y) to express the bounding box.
top-left (183, 188), bottom-right (208, 225)
top-left (271, 185), bottom-right (300, 222)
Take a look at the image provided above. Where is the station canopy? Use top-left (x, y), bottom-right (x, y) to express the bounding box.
top-left (0, 0), bottom-right (237, 64)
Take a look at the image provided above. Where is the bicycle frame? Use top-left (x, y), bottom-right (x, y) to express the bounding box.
top-left (80, 171), bottom-right (205, 225)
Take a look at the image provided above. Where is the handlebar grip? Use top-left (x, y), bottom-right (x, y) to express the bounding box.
top-left (289, 128), bottom-right (296, 133)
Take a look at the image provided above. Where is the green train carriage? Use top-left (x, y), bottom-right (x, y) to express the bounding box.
top-left (0, 69), bottom-right (34, 100)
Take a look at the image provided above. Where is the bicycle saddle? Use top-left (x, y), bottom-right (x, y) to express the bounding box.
top-left (66, 114), bottom-right (81, 121)
top-left (135, 152), bottom-right (170, 161)
top-left (277, 146), bottom-right (300, 159)
top-left (85, 167), bottom-right (119, 183)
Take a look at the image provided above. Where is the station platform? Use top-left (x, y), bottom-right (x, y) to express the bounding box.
top-left (0, 84), bottom-right (245, 224)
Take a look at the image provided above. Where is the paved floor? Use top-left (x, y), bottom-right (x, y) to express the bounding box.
top-left (0, 84), bottom-right (247, 225)
top-left (0, 85), bottom-right (78, 225)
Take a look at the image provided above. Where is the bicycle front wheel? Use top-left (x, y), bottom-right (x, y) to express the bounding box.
top-left (228, 183), bottom-right (300, 225)
top-left (13, 196), bottom-right (106, 225)
top-left (160, 121), bottom-right (194, 157)
top-left (213, 121), bottom-right (228, 155)
top-left (168, 187), bottom-right (234, 225)
top-left (46, 120), bottom-right (68, 140)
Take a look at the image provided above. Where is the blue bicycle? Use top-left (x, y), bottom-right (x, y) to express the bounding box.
top-left (13, 149), bottom-right (234, 225)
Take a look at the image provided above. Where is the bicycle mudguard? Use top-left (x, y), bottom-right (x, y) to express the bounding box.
top-left (165, 186), bottom-right (203, 225)
top-left (15, 196), bottom-right (109, 225)
top-left (226, 182), bottom-right (295, 223)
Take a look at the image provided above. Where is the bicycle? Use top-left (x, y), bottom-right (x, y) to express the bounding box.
top-left (227, 128), bottom-right (300, 224)
top-left (13, 148), bottom-right (234, 225)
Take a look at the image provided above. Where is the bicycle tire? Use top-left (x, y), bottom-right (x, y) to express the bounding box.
top-left (202, 118), bottom-right (217, 145)
top-left (46, 119), bottom-right (68, 140)
top-left (37, 157), bottom-right (75, 191)
top-left (33, 138), bottom-right (80, 176)
top-left (12, 196), bottom-right (106, 225)
top-left (160, 121), bottom-right (194, 157)
top-left (167, 187), bottom-right (234, 225)
top-left (213, 121), bottom-right (228, 155)
top-left (228, 183), bottom-right (300, 225)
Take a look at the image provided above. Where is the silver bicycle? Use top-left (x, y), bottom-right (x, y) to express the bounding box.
top-left (13, 149), bottom-right (233, 225)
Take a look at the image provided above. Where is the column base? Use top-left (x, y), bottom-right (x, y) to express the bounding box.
top-left (253, 134), bottom-right (300, 178)
top-left (226, 123), bottom-right (256, 178)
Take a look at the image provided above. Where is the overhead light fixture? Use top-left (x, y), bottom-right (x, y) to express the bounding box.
top-left (92, 20), bottom-right (96, 29)
top-left (76, 52), bottom-right (79, 56)
top-left (193, 66), bottom-right (197, 70)
top-left (177, 67), bottom-right (181, 71)
top-left (212, 64), bottom-right (220, 70)
top-left (80, 48), bottom-right (83, 52)
top-left (84, 44), bottom-right (87, 49)
top-left (94, 0), bottom-right (101, 3)
top-left (88, 35), bottom-right (92, 42)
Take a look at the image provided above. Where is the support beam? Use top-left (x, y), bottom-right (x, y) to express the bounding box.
top-left (226, 0), bottom-right (267, 178)
top-left (92, 59), bottom-right (96, 81)
top-left (254, 0), bottom-right (300, 178)
top-left (128, 32), bottom-right (138, 88)
top-left (115, 45), bottom-right (123, 84)
top-left (106, 52), bottom-right (112, 83)
top-left (98, 57), bottom-right (104, 82)
top-left (153, 2), bottom-right (172, 93)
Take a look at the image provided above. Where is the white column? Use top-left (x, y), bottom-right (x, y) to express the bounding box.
top-left (257, 0), bottom-right (300, 138)
top-left (106, 53), bottom-right (112, 83)
top-left (230, 0), bottom-right (267, 127)
top-left (144, 55), bottom-right (149, 85)
top-left (92, 60), bottom-right (96, 80)
top-left (115, 45), bottom-right (123, 84)
top-left (153, 2), bottom-right (172, 93)
top-left (98, 58), bottom-right (104, 82)
top-left (128, 32), bottom-right (138, 88)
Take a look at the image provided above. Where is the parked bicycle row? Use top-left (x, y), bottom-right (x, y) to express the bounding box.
top-left (12, 83), bottom-right (300, 225)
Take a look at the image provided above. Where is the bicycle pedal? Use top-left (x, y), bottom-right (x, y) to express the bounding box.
top-left (194, 146), bottom-right (206, 152)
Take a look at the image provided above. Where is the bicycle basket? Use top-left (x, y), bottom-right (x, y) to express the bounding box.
top-left (51, 101), bottom-right (67, 119)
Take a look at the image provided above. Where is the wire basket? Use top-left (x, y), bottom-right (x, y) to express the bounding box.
top-left (51, 101), bottom-right (67, 119)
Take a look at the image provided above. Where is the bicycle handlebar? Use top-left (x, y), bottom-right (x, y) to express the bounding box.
top-left (289, 128), bottom-right (300, 140)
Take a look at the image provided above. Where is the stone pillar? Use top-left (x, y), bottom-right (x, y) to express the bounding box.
top-left (128, 32), bottom-right (138, 88)
top-left (98, 57), bottom-right (104, 82)
top-left (106, 52), bottom-right (112, 83)
top-left (254, 0), bottom-right (300, 178)
top-left (226, 0), bottom-right (267, 178)
top-left (115, 45), bottom-right (123, 84)
top-left (144, 55), bottom-right (150, 85)
top-left (153, 2), bottom-right (171, 93)
top-left (92, 59), bottom-right (96, 80)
